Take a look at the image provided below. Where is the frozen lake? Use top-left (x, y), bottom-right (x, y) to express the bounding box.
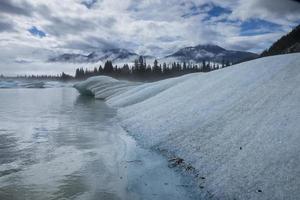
top-left (0, 85), bottom-right (197, 200)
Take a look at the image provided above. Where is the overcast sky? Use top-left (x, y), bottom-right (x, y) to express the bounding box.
top-left (0, 0), bottom-right (299, 75)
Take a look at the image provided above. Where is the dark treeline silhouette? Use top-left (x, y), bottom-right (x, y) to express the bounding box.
top-left (261, 24), bottom-right (300, 57)
top-left (14, 72), bottom-right (73, 81)
top-left (4, 57), bottom-right (232, 82)
top-left (75, 56), bottom-right (231, 81)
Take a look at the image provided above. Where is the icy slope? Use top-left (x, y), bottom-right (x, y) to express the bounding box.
top-left (74, 53), bottom-right (300, 200)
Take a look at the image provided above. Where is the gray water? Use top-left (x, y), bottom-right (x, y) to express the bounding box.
top-left (0, 87), bottom-right (196, 200)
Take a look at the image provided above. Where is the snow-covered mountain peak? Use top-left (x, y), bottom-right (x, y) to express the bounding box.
top-left (49, 48), bottom-right (139, 63)
top-left (165, 44), bottom-right (258, 63)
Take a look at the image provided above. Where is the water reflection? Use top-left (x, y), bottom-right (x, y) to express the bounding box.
top-left (0, 88), bottom-right (196, 200)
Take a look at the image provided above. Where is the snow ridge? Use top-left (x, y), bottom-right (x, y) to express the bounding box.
top-left (74, 53), bottom-right (300, 200)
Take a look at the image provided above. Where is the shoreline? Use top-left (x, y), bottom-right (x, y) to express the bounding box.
top-left (107, 116), bottom-right (202, 199)
top-left (120, 125), bottom-right (204, 198)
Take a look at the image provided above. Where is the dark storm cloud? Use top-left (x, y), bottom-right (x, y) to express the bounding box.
top-left (233, 0), bottom-right (300, 21)
top-left (43, 16), bottom-right (97, 37)
top-left (0, 0), bottom-right (33, 16)
top-left (63, 36), bottom-right (117, 51)
top-left (258, 0), bottom-right (300, 16)
top-left (42, 13), bottom-right (116, 37)
top-left (30, 5), bottom-right (97, 37)
top-left (0, 20), bottom-right (15, 32)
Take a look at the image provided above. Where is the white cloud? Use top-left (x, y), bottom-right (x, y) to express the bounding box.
top-left (0, 0), bottom-right (299, 75)
top-left (231, 0), bottom-right (300, 23)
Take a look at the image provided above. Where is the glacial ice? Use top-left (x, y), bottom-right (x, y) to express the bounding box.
top-left (0, 80), bottom-right (73, 89)
top-left (74, 53), bottom-right (300, 200)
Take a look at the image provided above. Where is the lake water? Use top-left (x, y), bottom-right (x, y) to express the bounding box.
top-left (0, 84), bottom-right (197, 200)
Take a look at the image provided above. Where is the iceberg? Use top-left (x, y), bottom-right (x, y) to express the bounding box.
top-left (0, 80), bottom-right (19, 88)
top-left (74, 53), bottom-right (300, 200)
top-left (0, 80), bottom-right (45, 88)
top-left (20, 81), bottom-right (45, 88)
top-left (0, 80), bottom-right (75, 89)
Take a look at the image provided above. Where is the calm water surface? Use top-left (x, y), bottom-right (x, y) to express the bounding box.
top-left (0, 86), bottom-right (196, 200)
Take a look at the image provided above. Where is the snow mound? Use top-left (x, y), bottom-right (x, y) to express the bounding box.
top-left (74, 76), bottom-right (141, 99)
top-left (75, 53), bottom-right (300, 200)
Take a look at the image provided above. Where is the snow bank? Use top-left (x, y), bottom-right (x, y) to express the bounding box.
top-left (75, 53), bottom-right (300, 200)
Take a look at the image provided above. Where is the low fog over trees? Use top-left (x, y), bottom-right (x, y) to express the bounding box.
top-left (75, 56), bottom-right (231, 81)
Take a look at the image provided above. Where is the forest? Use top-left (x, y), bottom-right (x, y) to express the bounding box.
top-left (75, 57), bottom-right (231, 81)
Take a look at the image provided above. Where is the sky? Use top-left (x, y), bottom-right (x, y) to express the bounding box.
top-left (0, 0), bottom-right (299, 75)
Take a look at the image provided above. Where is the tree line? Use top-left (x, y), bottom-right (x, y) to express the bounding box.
top-left (75, 56), bottom-right (231, 81)
top-left (261, 24), bottom-right (300, 57)
top-left (13, 72), bottom-right (73, 81)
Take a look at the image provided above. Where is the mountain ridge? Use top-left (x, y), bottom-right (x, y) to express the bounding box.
top-left (48, 48), bottom-right (139, 63)
top-left (165, 44), bottom-right (258, 63)
top-left (49, 44), bottom-right (258, 64)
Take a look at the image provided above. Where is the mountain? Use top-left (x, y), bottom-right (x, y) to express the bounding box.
top-left (48, 48), bottom-right (139, 63)
top-left (261, 24), bottom-right (300, 57)
top-left (164, 44), bottom-right (258, 63)
top-left (49, 44), bottom-right (258, 65)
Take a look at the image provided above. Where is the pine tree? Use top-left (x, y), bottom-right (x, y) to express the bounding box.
top-left (98, 65), bottom-right (103, 74)
top-left (183, 62), bottom-right (187, 71)
top-left (104, 61), bottom-right (113, 73)
top-left (94, 67), bottom-right (98, 74)
top-left (163, 63), bottom-right (167, 74)
top-left (153, 59), bottom-right (160, 74)
top-left (75, 68), bottom-right (80, 79)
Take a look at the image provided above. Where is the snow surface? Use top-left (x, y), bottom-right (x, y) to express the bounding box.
top-left (74, 53), bottom-right (300, 200)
